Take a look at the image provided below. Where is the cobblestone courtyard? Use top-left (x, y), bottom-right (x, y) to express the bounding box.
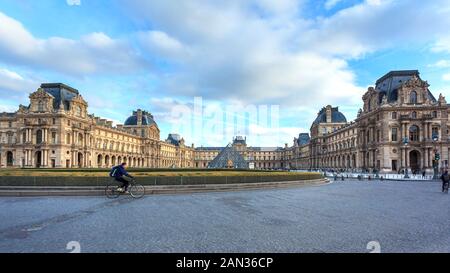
top-left (0, 180), bottom-right (448, 253)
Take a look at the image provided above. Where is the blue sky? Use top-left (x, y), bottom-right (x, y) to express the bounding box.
top-left (1, 0), bottom-right (450, 147)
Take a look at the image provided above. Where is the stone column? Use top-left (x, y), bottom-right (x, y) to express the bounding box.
top-left (405, 148), bottom-right (409, 169)
top-left (24, 150), bottom-right (28, 167)
top-left (428, 123), bottom-right (432, 139)
top-left (401, 148), bottom-right (405, 168)
top-left (424, 123), bottom-right (428, 142)
top-left (424, 148), bottom-right (428, 168)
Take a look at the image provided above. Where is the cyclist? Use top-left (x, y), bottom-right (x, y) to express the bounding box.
top-left (440, 170), bottom-right (449, 193)
top-left (110, 162), bottom-right (134, 193)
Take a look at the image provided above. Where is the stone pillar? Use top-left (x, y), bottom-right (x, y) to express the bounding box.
top-left (424, 123), bottom-right (428, 142)
top-left (424, 148), bottom-right (428, 168)
top-left (405, 148), bottom-right (409, 169)
top-left (24, 150), bottom-right (28, 167)
top-left (428, 123), bottom-right (432, 139)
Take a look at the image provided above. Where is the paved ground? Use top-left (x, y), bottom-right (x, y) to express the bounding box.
top-left (0, 180), bottom-right (448, 253)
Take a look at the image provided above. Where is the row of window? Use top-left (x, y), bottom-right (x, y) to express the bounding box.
top-left (391, 111), bottom-right (437, 119)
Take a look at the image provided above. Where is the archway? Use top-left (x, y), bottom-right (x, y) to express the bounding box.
top-left (6, 151), bottom-right (13, 167)
top-left (97, 154), bottom-right (103, 167)
top-left (35, 151), bottom-right (42, 168)
top-left (409, 150), bottom-right (421, 174)
top-left (78, 152), bottom-right (83, 168)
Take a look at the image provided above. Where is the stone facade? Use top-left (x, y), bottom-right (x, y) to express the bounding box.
top-left (0, 83), bottom-right (194, 169)
top-left (1, 70), bottom-right (448, 174)
top-left (304, 70), bottom-right (449, 174)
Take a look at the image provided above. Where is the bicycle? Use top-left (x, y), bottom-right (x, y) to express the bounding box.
top-left (105, 177), bottom-right (145, 199)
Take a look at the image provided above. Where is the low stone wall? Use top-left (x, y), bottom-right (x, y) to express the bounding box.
top-left (0, 174), bottom-right (323, 187)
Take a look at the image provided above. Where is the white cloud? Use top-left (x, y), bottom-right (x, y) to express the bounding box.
top-left (0, 104), bottom-right (17, 113)
top-left (443, 73), bottom-right (450, 81)
top-left (428, 60), bottom-right (450, 68)
top-left (137, 31), bottom-right (188, 59)
top-left (66, 0), bottom-right (81, 6)
top-left (0, 68), bottom-right (37, 97)
top-left (325, 0), bottom-right (344, 10)
top-left (128, 0), bottom-right (365, 109)
top-left (432, 36), bottom-right (450, 54)
top-left (0, 11), bottom-right (146, 76)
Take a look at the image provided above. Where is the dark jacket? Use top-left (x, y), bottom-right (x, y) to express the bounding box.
top-left (440, 173), bottom-right (450, 183)
top-left (111, 165), bottom-right (131, 178)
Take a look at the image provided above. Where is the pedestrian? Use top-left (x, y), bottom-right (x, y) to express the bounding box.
top-left (440, 170), bottom-right (450, 193)
top-left (422, 170), bottom-right (426, 178)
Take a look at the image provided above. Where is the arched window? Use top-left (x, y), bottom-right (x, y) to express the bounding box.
top-left (410, 91), bottom-right (417, 104)
top-left (37, 101), bottom-right (44, 112)
top-left (411, 111), bottom-right (417, 119)
top-left (409, 125), bottom-right (419, 141)
top-left (76, 106), bottom-right (82, 117)
top-left (78, 133), bottom-right (83, 146)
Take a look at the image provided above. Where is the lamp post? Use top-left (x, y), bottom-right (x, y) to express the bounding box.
top-left (433, 136), bottom-right (439, 180)
top-left (403, 137), bottom-right (409, 179)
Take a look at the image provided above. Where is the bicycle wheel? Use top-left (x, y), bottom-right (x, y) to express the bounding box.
top-left (105, 182), bottom-right (121, 199)
top-left (130, 184), bottom-right (145, 198)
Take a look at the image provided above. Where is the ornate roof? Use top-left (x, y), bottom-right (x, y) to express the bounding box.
top-left (297, 133), bottom-right (310, 145)
top-left (39, 83), bottom-right (80, 110)
top-left (313, 106), bottom-right (347, 125)
top-left (166, 134), bottom-right (183, 145)
top-left (124, 109), bottom-right (157, 126)
top-left (375, 70), bottom-right (436, 103)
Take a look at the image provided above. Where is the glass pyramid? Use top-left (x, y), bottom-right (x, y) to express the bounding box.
top-left (208, 143), bottom-right (248, 169)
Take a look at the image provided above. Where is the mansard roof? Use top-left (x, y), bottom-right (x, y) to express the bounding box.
top-left (313, 106), bottom-right (347, 125)
top-left (374, 70), bottom-right (436, 103)
top-left (39, 83), bottom-right (79, 110)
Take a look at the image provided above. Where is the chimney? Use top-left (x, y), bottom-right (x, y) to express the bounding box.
top-left (137, 109), bottom-right (143, 126)
top-left (326, 105), bottom-right (332, 123)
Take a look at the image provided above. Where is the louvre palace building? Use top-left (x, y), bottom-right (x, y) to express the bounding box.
top-left (0, 70), bottom-right (449, 174)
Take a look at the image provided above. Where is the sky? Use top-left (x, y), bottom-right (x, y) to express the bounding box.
top-left (1, 0), bottom-right (450, 147)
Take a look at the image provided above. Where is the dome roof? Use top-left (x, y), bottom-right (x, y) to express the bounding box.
top-left (124, 110), bottom-right (157, 126)
top-left (297, 133), bottom-right (310, 145)
top-left (313, 106), bottom-right (347, 125)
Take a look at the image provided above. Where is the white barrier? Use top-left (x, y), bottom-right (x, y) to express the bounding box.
top-left (290, 170), bottom-right (435, 181)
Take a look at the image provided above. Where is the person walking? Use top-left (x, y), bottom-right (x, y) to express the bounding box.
top-left (440, 170), bottom-right (450, 193)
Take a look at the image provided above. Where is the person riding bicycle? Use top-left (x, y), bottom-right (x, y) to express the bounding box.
top-left (110, 163), bottom-right (134, 193)
top-left (440, 170), bottom-right (450, 193)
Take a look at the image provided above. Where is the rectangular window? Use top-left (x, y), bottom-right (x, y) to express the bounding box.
top-left (391, 128), bottom-right (398, 142)
top-left (52, 132), bottom-right (56, 144)
top-left (432, 127), bottom-right (439, 140)
top-left (392, 160), bottom-right (398, 171)
top-left (392, 112), bottom-right (397, 119)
